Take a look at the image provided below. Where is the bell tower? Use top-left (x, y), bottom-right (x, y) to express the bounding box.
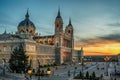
top-left (55, 8), bottom-right (63, 35)
top-left (54, 8), bottom-right (63, 47)
top-left (54, 8), bottom-right (64, 64)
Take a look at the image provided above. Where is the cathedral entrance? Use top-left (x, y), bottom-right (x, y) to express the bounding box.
top-left (63, 52), bottom-right (70, 63)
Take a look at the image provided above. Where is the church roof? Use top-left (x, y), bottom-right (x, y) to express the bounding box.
top-left (33, 35), bottom-right (54, 39)
top-left (18, 19), bottom-right (35, 28)
top-left (0, 33), bottom-right (22, 40)
top-left (18, 9), bottom-right (36, 29)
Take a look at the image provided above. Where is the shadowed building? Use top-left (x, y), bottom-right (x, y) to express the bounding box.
top-left (0, 9), bottom-right (82, 69)
top-left (118, 54), bottom-right (120, 64)
top-left (73, 48), bottom-right (84, 63)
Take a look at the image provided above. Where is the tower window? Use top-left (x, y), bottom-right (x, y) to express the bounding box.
top-left (27, 29), bottom-right (28, 32)
top-left (68, 30), bottom-right (71, 33)
top-left (30, 30), bottom-right (32, 33)
top-left (21, 30), bottom-right (24, 33)
top-left (57, 24), bottom-right (59, 27)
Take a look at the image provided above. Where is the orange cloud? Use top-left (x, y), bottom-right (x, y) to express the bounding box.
top-left (75, 41), bottom-right (120, 56)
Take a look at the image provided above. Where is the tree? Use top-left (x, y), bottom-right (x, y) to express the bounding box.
top-left (41, 70), bottom-right (44, 76)
top-left (92, 71), bottom-right (96, 78)
top-left (86, 71), bottom-right (89, 78)
top-left (79, 71), bottom-right (83, 78)
top-left (9, 44), bottom-right (29, 73)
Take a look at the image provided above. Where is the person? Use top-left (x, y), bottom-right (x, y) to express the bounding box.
top-left (56, 66), bottom-right (57, 70)
top-left (73, 70), bottom-right (76, 77)
top-left (52, 70), bottom-right (54, 75)
top-left (24, 73), bottom-right (30, 80)
top-left (68, 70), bottom-right (70, 77)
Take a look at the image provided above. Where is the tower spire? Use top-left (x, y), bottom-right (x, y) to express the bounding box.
top-left (4, 29), bottom-right (7, 34)
top-left (57, 7), bottom-right (61, 18)
top-left (25, 8), bottom-right (29, 19)
top-left (68, 17), bottom-right (72, 26)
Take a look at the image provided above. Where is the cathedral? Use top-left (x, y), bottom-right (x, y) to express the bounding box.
top-left (0, 9), bottom-right (83, 69)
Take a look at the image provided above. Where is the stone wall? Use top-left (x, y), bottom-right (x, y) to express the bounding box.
top-left (36, 44), bottom-right (55, 65)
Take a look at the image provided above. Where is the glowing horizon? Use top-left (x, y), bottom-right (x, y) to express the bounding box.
top-left (75, 41), bottom-right (120, 56)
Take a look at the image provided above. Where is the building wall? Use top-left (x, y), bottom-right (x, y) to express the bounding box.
top-left (36, 44), bottom-right (55, 65)
top-left (0, 40), bottom-right (24, 63)
top-left (73, 49), bottom-right (83, 63)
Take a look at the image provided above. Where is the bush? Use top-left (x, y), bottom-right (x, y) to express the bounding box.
top-left (92, 71), bottom-right (96, 78)
top-left (86, 71), bottom-right (89, 78)
top-left (79, 71), bottom-right (83, 78)
top-left (74, 71), bottom-right (100, 80)
top-left (41, 70), bottom-right (44, 76)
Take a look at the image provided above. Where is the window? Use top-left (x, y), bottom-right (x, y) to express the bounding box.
top-left (4, 47), bottom-right (6, 51)
top-left (68, 30), bottom-right (71, 33)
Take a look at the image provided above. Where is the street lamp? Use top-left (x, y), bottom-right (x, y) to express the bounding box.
top-left (28, 69), bottom-right (32, 80)
top-left (114, 65), bottom-right (116, 79)
top-left (37, 60), bottom-right (41, 80)
top-left (47, 68), bottom-right (51, 75)
top-left (2, 58), bottom-right (6, 75)
top-left (104, 56), bottom-right (110, 76)
top-left (81, 57), bottom-right (84, 80)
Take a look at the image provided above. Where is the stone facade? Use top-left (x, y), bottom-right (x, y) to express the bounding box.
top-left (73, 48), bottom-right (83, 63)
top-left (0, 9), bottom-right (83, 69)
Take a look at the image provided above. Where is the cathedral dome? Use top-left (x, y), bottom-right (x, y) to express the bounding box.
top-left (18, 19), bottom-right (35, 28)
top-left (18, 10), bottom-right (36, 36)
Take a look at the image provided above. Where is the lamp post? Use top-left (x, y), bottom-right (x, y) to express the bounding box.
top-left (2, 58), bottom-right (6, 75)
top-left (28, 69), bottom-right (32, 80)
top-left (81, 57), bottom-right (84, 80)
top-left (114, 65), bottom-right (116, 80)
top-left (47, 68), bottom-right (51, 75)
top-left (37, 60), bottom-right (41, 80)
top-left (104, 56), bottom-right (110, 76)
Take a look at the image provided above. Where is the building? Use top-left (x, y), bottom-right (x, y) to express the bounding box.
top-left (73, 48), bottom-right (83, 63)
top-left (118, 54), bottom-right (120, 64)
top-left (0, 9), bottom-right (82, 69)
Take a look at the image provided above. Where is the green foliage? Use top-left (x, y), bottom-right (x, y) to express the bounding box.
top-left (41, 63), bottom-right (57, 68)
top-left (92, 71), bottom-right (96, 78)
top-left (41, 70), bottom-right (44, 76)
top-left (79, 71), bottom-right (83, 78)
top-left (47, 67), bottom-right (50, 71)
top-left (74, 71), bottom-right (99, 80)
top-left (9, 44), bottom-right (29, 73)
top-left (86, 71), bottom-right (89, 78)
top-left (89, 75), bottom-right (92, 80)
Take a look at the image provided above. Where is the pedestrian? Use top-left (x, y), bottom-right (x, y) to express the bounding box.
top-left (68, 70), bottom-right (70, 77)
top-left (52, 70), bottom-right (54, 75)
top-left (56, 66), bottom-right (57, 70)
top-left (73, 70), bottom-right (76, 77)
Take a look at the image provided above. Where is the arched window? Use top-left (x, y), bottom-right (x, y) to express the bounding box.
top-left (68, 30), bottom-right (71, 33)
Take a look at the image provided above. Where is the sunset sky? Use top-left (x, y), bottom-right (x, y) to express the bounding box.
top-left (0, 0), bottom-right (120, 56)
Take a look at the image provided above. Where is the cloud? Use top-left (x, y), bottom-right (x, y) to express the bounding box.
top-left (99, 33), bottom-right (120, 42)
top-left (107, 22), bottom-right (120, 27)
top-left (75, 32), bottom-right (120, 47)
top-left (85, 51), bottom-right (114, 56)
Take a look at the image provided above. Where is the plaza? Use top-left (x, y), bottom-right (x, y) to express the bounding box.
top-left (0, 61), bottom-right (120, 80)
